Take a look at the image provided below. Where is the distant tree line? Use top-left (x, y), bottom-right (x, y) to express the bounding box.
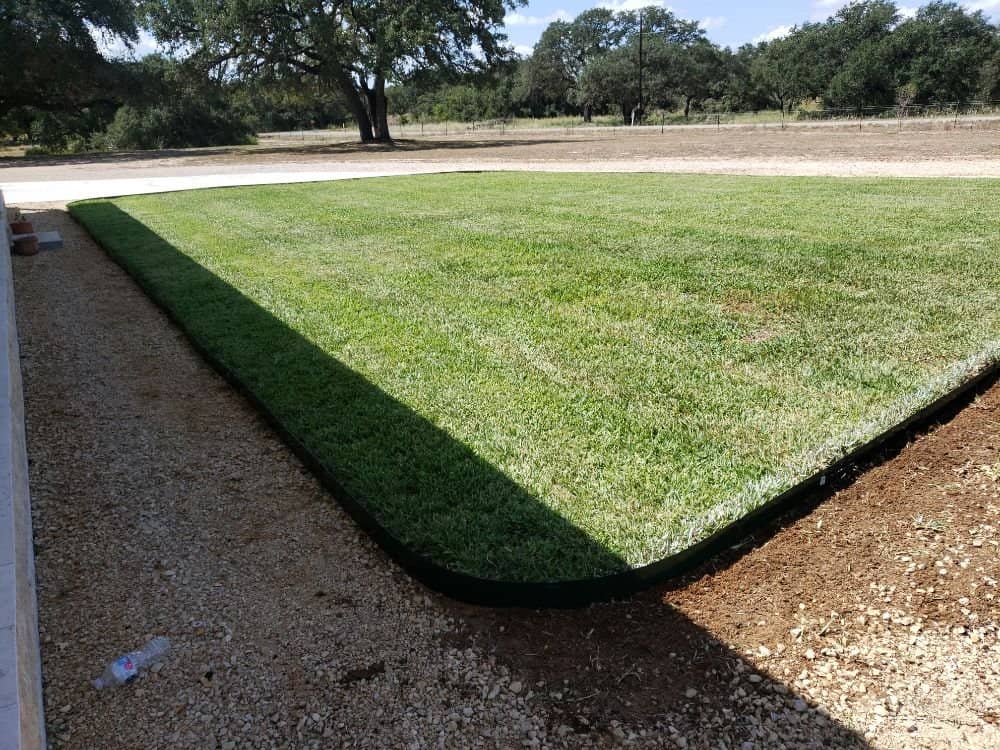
top-left (1, 0), bottom-right (998, 151)
top-left (1, 0), bottom-right (520, 150)
top-left (393, 1), bottom-right (1000, 124)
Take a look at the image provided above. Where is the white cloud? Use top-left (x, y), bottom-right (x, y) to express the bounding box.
top-left (504, 10), bottom-right (571, 26)
top-left (967, 0), bottom-right (1000, 15)
top-left (809, 0), bottom-right (846, 22)
top-left (509, 43), bottom-right (534, 57)
top-left (752, 24), bottom-right (793, 44)
top-left (809, 0), bottom-right (997, 24)
top-left (93, 28), bottom-right (162, 60)
top-left (699, 15), bottom-right (727, 31)
top-left (598, 0), bottom-right (671, 12)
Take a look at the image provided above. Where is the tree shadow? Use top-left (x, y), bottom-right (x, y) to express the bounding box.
top-left (0, 137), bottom-right (585, 169)
top-left (62, 201), bottom-right (867, 748)
top-left (448, 592), bottom-right (870, 746)
top-left (442, 369), bottom-right (1000, 746)
top-left (444, 479), bottom-right (891, 746)
top-left (68, 201), bottom-right (626, 589)
top-left (60, 201), bottom-right (871, 747)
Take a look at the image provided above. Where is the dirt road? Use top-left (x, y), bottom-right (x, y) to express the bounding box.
top-left (2, 126), bottom-right (999, 202)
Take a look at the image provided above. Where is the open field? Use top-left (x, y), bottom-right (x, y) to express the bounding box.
top-left (70, 173), bottom-right (1000, 582)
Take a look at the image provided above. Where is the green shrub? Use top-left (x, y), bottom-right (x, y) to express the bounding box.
top-left (103, 102), bottom-right (255, 151)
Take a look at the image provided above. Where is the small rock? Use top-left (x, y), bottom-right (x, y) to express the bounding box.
top-left (509, 681), bottom-right (523, 694)
top-left (684, 688), bottom-right (698, 698)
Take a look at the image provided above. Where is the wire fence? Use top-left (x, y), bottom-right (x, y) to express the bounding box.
top-left (258, 99), bottom-right (1000, 143)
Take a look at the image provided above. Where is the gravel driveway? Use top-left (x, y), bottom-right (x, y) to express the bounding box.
top-left (12, 206), bottom-right (1000, 749)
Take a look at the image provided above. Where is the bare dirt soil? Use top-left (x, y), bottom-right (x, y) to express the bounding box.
top-left (13, 204), bottom-right (999, 749)
top-left (455, 381), bottom-right (1000, 749)
top-left (2, 124), bottom-right (999, 185)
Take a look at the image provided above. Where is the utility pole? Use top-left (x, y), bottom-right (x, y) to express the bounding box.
top-left (637, 10), bottom-right (644, 125)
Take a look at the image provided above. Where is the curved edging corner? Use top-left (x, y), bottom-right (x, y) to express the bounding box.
top-left (72, 204), bottom-right (1000, 608)
top-left (281, 357), bottom-right (999, 608)
top-left (0, 192), bottom-right (47, 749)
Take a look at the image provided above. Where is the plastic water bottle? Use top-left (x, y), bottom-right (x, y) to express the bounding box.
top-left (92, 636), bottom-right (171, 689)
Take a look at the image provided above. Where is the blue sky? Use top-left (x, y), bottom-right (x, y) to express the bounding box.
top-left (104, 0), bottom-right (1000, 60)
top-left (503, 1), bottom-right (1000, 55)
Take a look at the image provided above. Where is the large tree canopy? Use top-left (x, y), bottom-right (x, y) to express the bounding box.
top-left (144, 0), bottom-right (523, 141)
top-left (0, 0), bottom-right (136, 115)
top-left (893, 2), bottom-right (997, 104)
top-left (527, 9), bottom-right (624, 121)
top-left (519, 1), bottom-right (1000, 124)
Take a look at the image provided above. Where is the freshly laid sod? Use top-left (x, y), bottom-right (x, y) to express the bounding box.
top-left (71, 174), bottom-right (1000, 582)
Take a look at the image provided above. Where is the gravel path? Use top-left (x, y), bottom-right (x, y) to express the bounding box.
top-left (16, 207), bottom-right (561, 750)
top-left (12, 205), bottom-right (1000, 749)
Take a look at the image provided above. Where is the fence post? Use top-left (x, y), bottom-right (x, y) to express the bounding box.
top-left (716, 114), bottom-right (720, 131)
top-left (661, 114), bottom-right (664, 134)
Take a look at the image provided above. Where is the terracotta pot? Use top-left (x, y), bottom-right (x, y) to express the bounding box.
top-left (9, 221), bottom-right (33, 234)
top-left (12, 236), bottom-right (39, 256)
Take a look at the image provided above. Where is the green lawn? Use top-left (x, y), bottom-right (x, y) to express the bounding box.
top-left (70, 173), bottom-right (1000, 582)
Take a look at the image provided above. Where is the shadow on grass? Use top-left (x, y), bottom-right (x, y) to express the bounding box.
top-left (7, 203), bottom-right (874, 749)
top-left (0, 137), bottom-right (584, 169)
top-left (49, 202), bottom-right (872, 748)
top-left (69, 200), bottom-right (628, 598)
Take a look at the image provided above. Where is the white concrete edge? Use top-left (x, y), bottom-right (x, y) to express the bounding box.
top-left (0, 190), bottom-right (46, 750)
top-left (0, 169), bottom-right (453, 204)
top-left (3, 159), bottom-right (1000, 205)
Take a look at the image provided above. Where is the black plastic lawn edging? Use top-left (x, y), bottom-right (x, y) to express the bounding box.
top-left (75, 214), bottom-right (1000, 608)
top-left (219, 349), bottom-right (999, 608)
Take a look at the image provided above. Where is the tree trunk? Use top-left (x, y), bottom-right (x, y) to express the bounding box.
top-left (334, 70), bottom-right (375, 142)
top-left (373, 75), bottom-right (390, 141)
top-left (355, 107), bottom-right (375, 142)
top-left (684, 96), bottom-right (692, 119)
top-left (583, 102), bottom-right (592, 123)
